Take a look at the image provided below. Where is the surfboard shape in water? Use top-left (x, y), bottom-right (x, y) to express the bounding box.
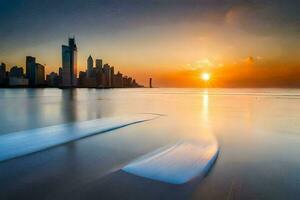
top-left (122, 139), bottom-right (219, 184)
top-left (0, 114), bottom-right (160, 162)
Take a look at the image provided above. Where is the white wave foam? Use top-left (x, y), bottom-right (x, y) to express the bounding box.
top-left (122, 139), bottom-right (219, 184)
top-left (0, 114), bottom-right (160, 162)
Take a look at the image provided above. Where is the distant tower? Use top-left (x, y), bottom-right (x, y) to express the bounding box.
top-left (62, 37), bottom-right (77, 87)
top-left (87, 55), bottom-right (93, 77)
top-left (26, 56), bottom-right (36, 85)
top-left (103, 64), bottom-right (111, 87)
top-left (149, 78), bottom-right (152, 88)
top-left (35, 63), bottom-right (45, 85)
top-left (110, 66), bottom-right (114, 87)
top-left (0, 63), bottom-right (7, 85)
top-left (95, 59), bottom-right (102, 69)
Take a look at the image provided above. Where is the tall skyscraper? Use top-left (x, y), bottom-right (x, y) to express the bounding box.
top-left (0, 63), bottom-right (6, 85)
top-left (62, 37), bottom-right (77, 87)
top-left (103, 64), bottom-right (111, 87)
top-left (35, 63), bottom-right (45, 85)
top-left (110, 66), bottom-right (114, 87)
top-left (26, 56), bottom-right (36, 85)
top-left (95, 59), bottom-right (102, 69)
top-left (95, 59), bottom-right (103, 87)
top-left (87, 55), bottom-right (93, 77)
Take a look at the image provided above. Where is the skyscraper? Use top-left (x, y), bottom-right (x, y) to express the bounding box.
top-left (95, 59), bottom-right (102, 69)
top-left (87, 55), bottom-right (93, 77)
top-left (103, 64), bottom-right (111, 87)
top-left (26, 56), bottom-right (36, 85)
top-left (110, 66), bottom-right (114, 87)
top-left (0, 63), bottom-right (6, 85)
top-left (95, 59), bottom-right (103, 86)
top-left (35, 63), bottom-right (45, 85)
top-left (62, 37), bottom-right (77, 87)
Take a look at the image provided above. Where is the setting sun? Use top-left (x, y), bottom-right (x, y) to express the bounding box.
top-left (201, 73), bottom-right (211, 81)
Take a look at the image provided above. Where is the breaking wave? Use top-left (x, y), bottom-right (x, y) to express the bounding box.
top-left (0, 114), bottom-right (161, 162)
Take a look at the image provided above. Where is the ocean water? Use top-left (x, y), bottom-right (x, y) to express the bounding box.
top-left (1, 88), bottom-right (300, 200)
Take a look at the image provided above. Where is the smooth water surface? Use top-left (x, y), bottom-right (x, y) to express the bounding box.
top-left (1, 88), bottom-right (300, 200)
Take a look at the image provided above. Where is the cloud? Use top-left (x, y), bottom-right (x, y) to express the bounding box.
top-left (188, 58), bottom-right (223, 70)
top-left (224, 0), bottom-right (300, 36)
top-left (245, 56), bottom-right (255, 64)
top-left (196, 59), bottom-right (214, 67)
top-left (243, 56), bottom-right (263, 65)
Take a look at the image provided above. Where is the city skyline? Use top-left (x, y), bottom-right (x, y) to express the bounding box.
top-left (0, 0), bottom-right (299, 87)
top-left (1, 1), bottom-right (300, 199)
top-left (0, 37), bottom-right (142, 88)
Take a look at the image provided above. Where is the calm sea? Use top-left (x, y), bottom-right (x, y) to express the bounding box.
top-left (1, 88), bottom-right (300, 200)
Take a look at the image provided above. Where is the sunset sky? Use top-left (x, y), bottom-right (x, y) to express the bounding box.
top-left (0, 0), bottom-right (299, 87)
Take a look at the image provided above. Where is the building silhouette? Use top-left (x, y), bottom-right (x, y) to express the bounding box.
top-left (0, 63), bottom-right (7, 85)
top-left (77, 55), bottom-right (98, 87)
top-left (113, 71), bottom-right (123, 88)
top-left (110, 66), bottom-right (114, 87)
top-left (102, 64), bottom-right (111, 87)
top-left (9, 66), bottom-right (28, 86)
top-left (77, 54), bottom-right (142, 88)
top-left (35, 63), bottom-right (45, 85)
top-left (95, 59), bottom-right (103, 86)
top-left (95, 59), bottom-right (102, 69)
top-left (123, 76), bottom-right (132, 87)
top-left (87, 55), bottom-right (93, 77)
top-left (62, 37), bottom-right (77, 87)
top-left (46, 72), bottom-right (60, 87)
top-left (1, 37), bottom-right (143, 88)
top-left (26, 56), bottom-right (36, 85)
top-left (25, 56), bottom-right (45, 86)
top-left (9, 66), bottom-right (24, 78)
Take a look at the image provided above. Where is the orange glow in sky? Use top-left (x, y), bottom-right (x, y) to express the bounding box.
top-left (201, 73), bottom-right (211, 81)
top-left (1, 0), bottom-right (299, 88)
